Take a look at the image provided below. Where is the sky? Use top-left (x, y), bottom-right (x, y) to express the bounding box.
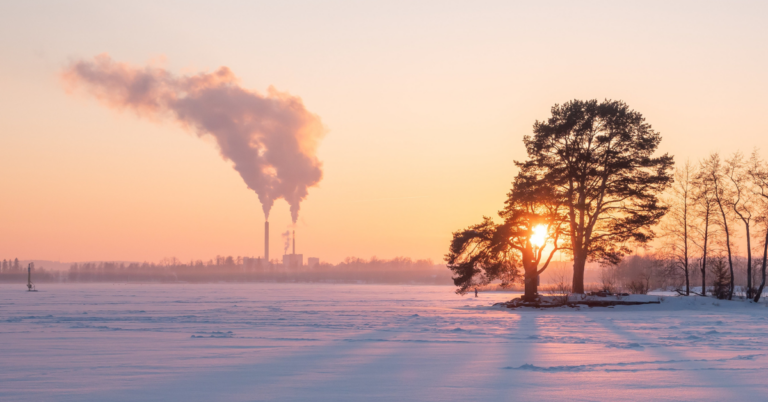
top-left (1, 1), bottom-right (767, 264)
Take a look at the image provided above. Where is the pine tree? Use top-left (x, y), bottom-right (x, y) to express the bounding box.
top-left (518, 99), bottom-right (674, 293)
top-left (712, 257), bottom-right (730, 300)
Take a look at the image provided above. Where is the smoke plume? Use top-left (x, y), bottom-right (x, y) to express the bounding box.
top-left (281, 230), bottom-right (291, 255)
top-left (62, 54), bottom-right (324, 222)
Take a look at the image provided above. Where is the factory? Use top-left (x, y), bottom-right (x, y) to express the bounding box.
top-left (264, 223), bottom-right (317, 268)
top-left (283, 230), bottom-right (303, 267)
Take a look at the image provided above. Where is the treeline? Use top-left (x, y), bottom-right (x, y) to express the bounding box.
top-left (544, 254), bottom-right (758, 298)
top-left (446, 99), bottom-right (768, 301)
top-left (0, 258), bottom-right (61, 283)
top-left (0, 256), bottom-right (453, 285)
top-left (660, 151), bottom-right (768, 300)
top-left (1, 258), bottom-right (22, 273)
top-left (519, 150), bottom-right (768, 300)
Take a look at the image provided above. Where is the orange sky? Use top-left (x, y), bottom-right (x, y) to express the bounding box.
top-left (1, 1), bottom-right (767, 264)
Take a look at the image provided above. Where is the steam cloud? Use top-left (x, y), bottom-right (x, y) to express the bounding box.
top-left (282, 230), bottom-right (291, 255)
top-left (62, 54), bottom-right (324, 222)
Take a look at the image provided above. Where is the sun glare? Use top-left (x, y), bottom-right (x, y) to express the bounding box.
top-left (530, 224), bottom-right (547, 248)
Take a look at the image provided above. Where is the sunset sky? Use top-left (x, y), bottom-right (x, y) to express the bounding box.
top-left (1, 1), bottom-right (767, 264)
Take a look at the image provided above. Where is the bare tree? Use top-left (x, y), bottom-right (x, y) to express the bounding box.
top-left (600, 254), bottom-right (661, 294)
top-left (662, 161), bottom-right (695, 295)
top-left (542, 264), bottom-right (572, 303)
top-left (691, 165), bottom-right (718, 296)
top-left (748, 150), bottom-right (768, 301)
top-left (725, 152), bottom-right (757, 298)
top-left (701, 153), bottom-right (736, 299)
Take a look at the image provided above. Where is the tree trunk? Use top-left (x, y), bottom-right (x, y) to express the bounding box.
top-left (523, 267), bottom-right (538, 302)
top-left (728, 254), bottom-right (735, 300)
top-left (572, 251), bottom-right (587, 294)
top-left (718, 205), bottom-right (735, 300)
top-left (521, 248), bottom-right (539, 302)
top-left (684, 202), bottom-right (690, 296)
top-left (701, 214), bottom-right (709, 296)
top-left (753, 229), bottom-right (768, 302)
top-left (744, 225), bottom-right (752, 299)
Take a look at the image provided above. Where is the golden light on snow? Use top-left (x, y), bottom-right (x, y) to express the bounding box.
top-left (530, 224), bottom-right (547, 248)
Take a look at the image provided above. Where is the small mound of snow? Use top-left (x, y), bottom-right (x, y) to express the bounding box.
top-left (685, 335), bottom-right (701, 340)
top-left (508, 363), bottom-right (590, 372)
top-left (606, 342), bottom-right (644, 350)
top-left (736, 355), bottom-right (759, 360)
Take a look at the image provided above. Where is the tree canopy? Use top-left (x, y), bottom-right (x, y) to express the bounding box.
top-left (446, 169), bottom-right (566, 299)
top-left (517, 99), bottom-right (674, 293)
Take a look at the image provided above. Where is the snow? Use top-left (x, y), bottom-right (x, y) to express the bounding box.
top-left (2, 283), bottom-right (768, 401)
top-left (567, 294), bottom-right (661, 303)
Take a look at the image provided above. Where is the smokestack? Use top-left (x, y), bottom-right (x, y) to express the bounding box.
top-left (292, 230), bottom-right (295, 255)
top-left (265, 221), bottom-right (269, 262)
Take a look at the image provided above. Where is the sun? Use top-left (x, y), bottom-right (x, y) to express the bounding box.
top-left (530, 224), bottom-right (547, 248)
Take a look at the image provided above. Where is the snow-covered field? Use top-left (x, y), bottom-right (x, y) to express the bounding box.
top-left (2, 283), bottom-right (768, 401)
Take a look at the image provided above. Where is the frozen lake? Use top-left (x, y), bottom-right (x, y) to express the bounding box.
top-left (2, 283), bottom-right (768, 401)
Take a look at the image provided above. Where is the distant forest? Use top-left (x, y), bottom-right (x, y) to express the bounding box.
top-left (0, 257), bottom-right (453, 285)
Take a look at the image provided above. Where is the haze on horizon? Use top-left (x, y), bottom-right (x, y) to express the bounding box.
top-left (1, 1), bottom-right (767, 264)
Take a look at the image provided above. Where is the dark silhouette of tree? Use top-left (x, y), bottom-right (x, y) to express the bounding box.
top-left (711, 256), bottom-right (730, 300)
top-left (701, 153), bottom-right (736, 299)
top-left (516, 99), bottom-right (674, 293)
top-left (445, 217), bottom-right (519, 295)
top-left (446, 171), bottom-right (566, 300)
top-left (725, 152), bottom-right (760, 298)
top-left (748, 150), bottom-right (768, 302)
top-left (691, 162), bottom-right (719, 296)
top-left (663, 161), bottom-right (695, 295)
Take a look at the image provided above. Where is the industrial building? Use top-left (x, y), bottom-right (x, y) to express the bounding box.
top-left (264, 223), bottom-right (318, 268)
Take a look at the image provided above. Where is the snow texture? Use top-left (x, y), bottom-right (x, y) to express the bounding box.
top-left (2, 283), bottom-right (768, 401)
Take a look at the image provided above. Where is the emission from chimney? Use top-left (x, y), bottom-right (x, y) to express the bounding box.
top-left (264, 221), bottom-right (269, 263)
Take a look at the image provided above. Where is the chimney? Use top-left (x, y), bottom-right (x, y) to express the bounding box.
top-left (264, 221), bottom-right (269, 262)
top-left (292, 230), bottom-right (295, 255)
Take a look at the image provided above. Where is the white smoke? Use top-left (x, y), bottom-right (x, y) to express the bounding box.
top-left (281, 230), bottom-right (291, 255)
top-left (62, 54), bottom-right (325, 222)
